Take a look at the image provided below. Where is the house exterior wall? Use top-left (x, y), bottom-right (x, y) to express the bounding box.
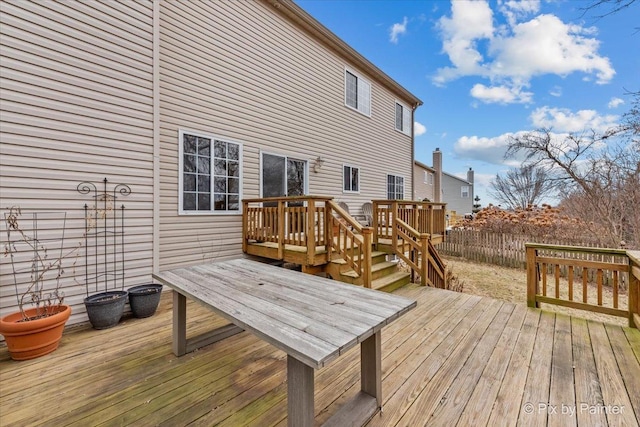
top-left (442, 173), bottom-right (473, 216)
top-left (158, 0), bottom-right (418, 268)
top-left (413, 162), bottom-right (435, 201)
top-left (0, 0), bottom-right (156, 325)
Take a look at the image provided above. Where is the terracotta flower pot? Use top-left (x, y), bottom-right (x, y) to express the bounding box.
top-left (0, 305), bottom-right (72, 361)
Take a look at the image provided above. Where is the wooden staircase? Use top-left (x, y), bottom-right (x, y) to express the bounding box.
top-left (242, 196), bottom-right (446, 292)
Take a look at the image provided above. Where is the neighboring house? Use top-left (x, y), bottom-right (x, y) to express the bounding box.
top-left (414, 148), bottom-right (474, 219)
top-left (0, 0), bottom-right (421, 326)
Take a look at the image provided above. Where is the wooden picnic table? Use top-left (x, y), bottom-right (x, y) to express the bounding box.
top-left (153, 258), bottom-right (416, 427)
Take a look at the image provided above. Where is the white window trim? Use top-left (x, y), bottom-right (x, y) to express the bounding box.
top-left (395, 100), bottom-right (412, 136)
top-left (342, 164), bottom-right (361, 194)
top-left (344, 66), bottom-right (371, 117)
top-left (178, 129), bottom-right (243, 215)
top-left (259, 150), bottom-right (310, 198)
top-left (461, 185), bottom-right (470, 198)
top-left (386, 173), bottom-right (406, 200)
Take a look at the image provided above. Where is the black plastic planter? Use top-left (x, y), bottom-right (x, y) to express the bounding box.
top-left (84, 291), bottom-right (128, 329)
top-left (128, 284), bottom-right (163, 318)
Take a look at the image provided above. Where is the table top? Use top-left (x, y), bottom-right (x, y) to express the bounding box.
top-left (153, 258), bottom-right (416, 368)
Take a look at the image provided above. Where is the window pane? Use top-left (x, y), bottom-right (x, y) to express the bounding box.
top-left (197, 176), bottom-right (210, 192)
top-left (198, 193), bottom-right (210, 211)
top-left (263, 153), bottom-right (286, 198)
top-left (228, 143), bottom-right (239, 160)
top-left (197, 137), bottom-right (210, 156)
top-left (228, 195), bottom-right (239, 211)
top-left (343, 166), bottom-right (350, 191)
top-left (184, 154), bottom-right (196, 173)
top-left (214, 177), bottom-right (227, 193)
top-left (403, 107), bottom-right (411, 135)
top-left (358, 78), bottom-right (370, 115)
top-left (346, 71), bottom-right (357, 108)
top-left (287, 159), bottom-right (305, 197)
top-left (184, 174), bottom-right (196, 191)
top-left (214, 140), bottom-right (227, 159)
top-left (183, 193), bottom-right (196, 210)
top-left (214, 194), bottom-right (226, 211)
top-left (396, 103), bottom-right (403, 130)
top-left (228, 177), bottom-right (239, 194)
top-left (228, 161), bottom-right (239, 177)
top-left (351, 168), bottom-right (359, 192)
top-left (184, 134), bottom-right (196, 154)
top-left (198, 156), bottom-right (210, 174)
top-left (214, 159), bottom-right (226, 176)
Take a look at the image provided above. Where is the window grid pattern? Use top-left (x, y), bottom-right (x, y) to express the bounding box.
top-left (343, 165), bottom-right (360, 192)
top-left (461, 185), bottom-right (470, 198)
top-left (345, 69), bottom-right (371, 116)
top-left (387, 175), bottom-right (404, 200)
top-left (395, 102), bottom-right (411, 136)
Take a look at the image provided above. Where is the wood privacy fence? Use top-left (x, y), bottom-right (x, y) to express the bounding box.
top-left (439, 230), bottom-right (605, 269)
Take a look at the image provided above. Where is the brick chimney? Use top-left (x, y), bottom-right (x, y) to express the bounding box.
top-left (433, 148), bottom-right (442, 203)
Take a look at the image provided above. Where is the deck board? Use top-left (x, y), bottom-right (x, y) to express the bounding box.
top-left (1, 284), bottom-right (638, 426)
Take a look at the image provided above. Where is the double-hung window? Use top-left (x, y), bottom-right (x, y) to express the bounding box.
top-left (387, 174), bottom-right (404, 200)
top-left (180, 130), bottom-right (242, 214)
top-left (395, 101), bottom-right (411, 136)
top-left (461, 185), bottom-right (470, 198)
top-left (345, 68), bottom-right (371, 116)
top-left (343, 165), bottom-right (360, 193)
top-left (424, 171), bottom-right (434, 185)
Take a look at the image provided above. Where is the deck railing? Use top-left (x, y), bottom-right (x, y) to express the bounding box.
top-left (526, 243), bottom-right (640, 328)
top-left (393, 218), bottom-right (446, 288)
top-left (372, 200), bottom-right (446, 243)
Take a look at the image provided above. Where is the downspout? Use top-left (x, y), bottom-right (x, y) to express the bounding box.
top-left (152, 0), bottom-right (160, 274)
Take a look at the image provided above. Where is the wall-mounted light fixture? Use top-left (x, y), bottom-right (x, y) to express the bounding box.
top-left (313, 156), bottom-right (325, 173)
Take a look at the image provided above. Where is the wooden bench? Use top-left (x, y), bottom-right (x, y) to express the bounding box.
top-left (153, 258), bottom-right (416, 427)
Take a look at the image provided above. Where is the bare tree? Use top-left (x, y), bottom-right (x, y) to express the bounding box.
top-left (489, 164), bottom-right (557, 210)
top-left (505, 93), bottom-right (640, 248)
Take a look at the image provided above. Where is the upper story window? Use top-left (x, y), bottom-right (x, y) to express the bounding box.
top-left (345, 68), bottom-right (371, 117)
top-left (387, 174), bottom-right (404, 200)
top-left (461, 185), bottom-right (470, 198)
top-left (179, 130), bottom-right (242, 214)
top-left (343, 165), bottom-right (360, 193)
top-left (395, 101), bottom-right (411, 136)
top-left (424, 171), bottom-right (434, 185)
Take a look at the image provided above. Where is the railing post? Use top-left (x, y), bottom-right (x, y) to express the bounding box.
top-left (391, 201), bottom-right (398, 251)
top-left (420, 233), bottom-right (428, 286)
top-left (526, 245), bottom-right (538, 308)
top-left (277, 200), bottom-right (285, 260)
top-left (326, 202), bottom-right (333, 259)
top-left (362, 227), bottom-right (373, 288)
top-left (412, 203), bottom-right (418, 232)
top-left (372, 201), bottom-right (379, 245)
top-left (629, 251), bottom-right (640, 328)
top-left (306, 199), bottom-right (315, 265)
top-left (428, 205), bottom-right (434, 236)
top-left (242, 200), bottom-right (248, 253)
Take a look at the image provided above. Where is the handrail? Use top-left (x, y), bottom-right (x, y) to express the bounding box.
top-left (372, 200), bottom-right (446, 244)
top-left (394, 218), bottom-right (446, 288)
top-left (526, 243), bottom-right (638, 328)
top-left (326, 200), bottom-right (372, 288)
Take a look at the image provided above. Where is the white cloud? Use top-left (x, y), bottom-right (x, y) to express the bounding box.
top-left (608, 97), bottom-right (624, 109)
top-left (433, 1), bottom-right (615, 103)
top-left (549, 86), bottom-right (562, 97)
top-left (470, 83), bottom-right (533, 104)
top-left (529, 106), bottom-right (618, 133)
top-left (454, 132), bottom-right (520, 165)
top-left (389, 17), bottom-right (408, 44)
top-left (414, 121), bottom-right (427, 136)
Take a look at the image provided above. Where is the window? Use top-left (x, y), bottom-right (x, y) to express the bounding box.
top-left (345, 69), bottom-right (371, 116)
top-left (424, 171), bottom-right (434, 185)
top-left (461, 185), bottom-right (470, 198)
top-left (180, 130), bottom-right (241, 214)
top-left (395, 101), bottom-right (411, 136)
top-left (387, 174), bottom-right (404, 200)
top-left (343, 165), bottom-right (360, 193)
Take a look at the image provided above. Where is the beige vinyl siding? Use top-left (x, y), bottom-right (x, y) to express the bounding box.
top-left (159, 0), bottom-right (414, 268)
top-left (0, 0), bottom-right (154, 327)
top-left (414, 163), bottom-right (435, 202)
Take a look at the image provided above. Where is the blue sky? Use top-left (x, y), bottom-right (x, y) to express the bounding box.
top-left (297, 0), bottom-right (639, 206)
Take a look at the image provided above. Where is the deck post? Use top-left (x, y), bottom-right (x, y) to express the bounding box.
top-left (278, 200), bottom-right (285, 260)
top-left (629, 251), bottom-right (640, 328)
top-left (362, 227), bottom-right (372, 288)
top-left (421, 233), bottom-right (429, 286)
top-left (242, 201), bottom-right (248, 253)
top-left (526, 245), bottom-right (538, 308)
top-left (306, 199), bottom-right (315, 265)
top-left (372, 201), bottom-right (379, 245)
top-left (391, 201), bottom-right (398, 251)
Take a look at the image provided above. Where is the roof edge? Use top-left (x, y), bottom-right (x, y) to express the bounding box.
top-left (263, 0), bottom-right (423, 107)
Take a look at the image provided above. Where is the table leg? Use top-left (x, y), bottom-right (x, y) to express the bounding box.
top-left (361, 330), bottom-right (382, 408)
top-left (172, 291), bottom-right (187, 356)
top-left (287, 355), bottom-right (314, 427)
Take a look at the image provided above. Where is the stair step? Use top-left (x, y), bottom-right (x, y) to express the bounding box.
top-left (340, 261), bottom-right (397, 279)
top-left (372, 271), bottom-right (411, 292)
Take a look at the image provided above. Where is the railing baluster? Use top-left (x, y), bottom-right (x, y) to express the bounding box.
top-left (555, 264), bottom-right (560, 299)
top-left (613, 271), bottom-right (618, 309)
top-left (597, 269), bottom-right (603, 306)
top-left (568, 265), bottom-right (574, 301)
top-left (583, 267), bottom-right (588, 303)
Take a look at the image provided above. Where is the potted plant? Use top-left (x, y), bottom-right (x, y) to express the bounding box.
top-left (127, 283), bottom-right (163, 318)
top-left (0, 207), bottom-right (78, 360)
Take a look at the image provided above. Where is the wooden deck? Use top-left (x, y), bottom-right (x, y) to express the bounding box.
top-left (1, 285), bottom-right (639, 426)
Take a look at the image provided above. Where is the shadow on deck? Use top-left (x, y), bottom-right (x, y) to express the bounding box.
top-left (1, 285), bottom-right (639, 426)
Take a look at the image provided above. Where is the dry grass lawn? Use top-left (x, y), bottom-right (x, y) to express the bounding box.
top-left (443, 255), bottom-right (629, 327)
